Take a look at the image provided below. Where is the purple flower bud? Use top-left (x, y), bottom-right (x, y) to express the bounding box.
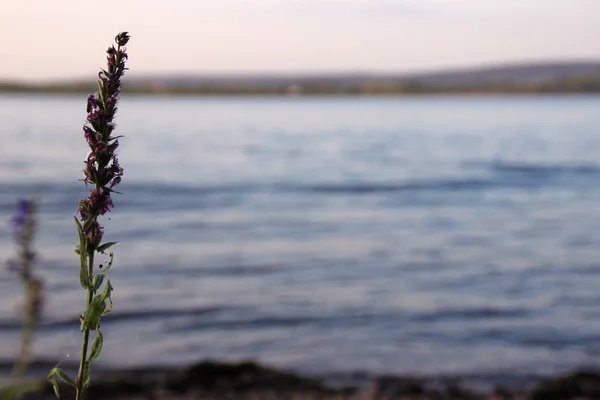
top-left (78, 198), bottom-right (92, 221)
top-left (86, 95), bottom-right (99, 113)
top-left (115, 32), bottom-right (130, 46)
top-left (87, 108), bottom-right (104, 123)
top-left (110, 176), bottom-right (121, 188)
top-left (107, 140), bottom-right (119, 155)
top-left (83, 127), bottom-right (98, 148)
top-left (11, 199), bottom-right (32, 235)
top-left (85, 222), bottom-right (104, 250)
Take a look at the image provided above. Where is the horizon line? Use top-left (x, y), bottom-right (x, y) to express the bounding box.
top-left (4, 57), bottom-right (600, 84)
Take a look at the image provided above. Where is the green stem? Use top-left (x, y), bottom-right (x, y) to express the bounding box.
top-left (10, 213), bottom-right (40, 383)
top-left (75, 252), bottom-right (95, 400)
top-left (10, 300), bottom-right (36, 381)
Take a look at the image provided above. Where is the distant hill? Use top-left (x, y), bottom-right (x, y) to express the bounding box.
top-left (4, 61), bottom-right (600, 95)
top-left (128, 61), bottom-right (600, 85)
top-left (385, 61), bottom-right (600, 86)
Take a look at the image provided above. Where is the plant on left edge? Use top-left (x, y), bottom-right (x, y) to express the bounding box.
top-left (47, 31), bottom-right (130, 400)
top-left (7, 199), bottom-right (44, 383)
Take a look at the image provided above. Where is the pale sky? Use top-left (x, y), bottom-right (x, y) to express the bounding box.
top-left (1, 0), bottom-right (599, 81)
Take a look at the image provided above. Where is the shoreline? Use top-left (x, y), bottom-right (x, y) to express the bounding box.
top-left (5, 359), bottom-right (600, 399)
top-left (3, 89), bottom-right (600, 97)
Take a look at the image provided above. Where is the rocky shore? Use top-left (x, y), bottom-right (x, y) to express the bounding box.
top-left (4, 360), bottom-right (600, 400)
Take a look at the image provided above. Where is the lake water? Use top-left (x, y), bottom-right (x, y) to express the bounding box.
top-left (1, 94), bottom-right (600, 382)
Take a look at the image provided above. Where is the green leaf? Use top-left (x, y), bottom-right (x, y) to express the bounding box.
top-left (85, 295), bottom-right (106, 331)
top-left (74, 217), bottom-right (89, 290)
top-left (83, 278), bottom-right (114, 331)
top-left (54, 368), bottom-right (76, 387)
top-left (92, 274), bottom-right (105, 292)
top-left (79, 260), bottom-right (89, 290)
top-left (99, 253), bottom-right (114, 277)
top-left (97, 241), bottom-right (119, 254)
top-left (47, 374), bottom-right (59, 399)
top-left (82, 361), bottom-right (92, 389)
top-left (102, 278), bottom-right (113, 316)
top-left (74, 216), bottom-right (85, 245)
top-left (89, 330), bottom-right (104, 363)
top-left (48, 367), bottom-right (76, 399)
top-left (75, 245), bottom-right (80, 255)
top-left (107, 135), bottom-right (124, 142)
top-left (83, 217), bottom-right (96, 232)
top-left (103, 186), bottom-right (123, 195)
top-left (97, 81), bottom-right (105, 102)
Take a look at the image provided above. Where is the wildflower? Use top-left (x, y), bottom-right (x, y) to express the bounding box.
top-left (8, 198), bottom-right (43, 382)
top-left (78, 32), bottom-right (129, 251)
top-left (11, 199), bottom-right (32, 237)
top-left (9, 199), bottom-right (37, 277)
top-left (48, 32), bottom-right (130, 400)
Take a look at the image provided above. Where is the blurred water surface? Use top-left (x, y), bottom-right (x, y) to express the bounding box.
top-left (1, 94), bottom-right (600, 380)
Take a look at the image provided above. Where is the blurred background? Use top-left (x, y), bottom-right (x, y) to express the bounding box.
top-left (1, 0), bottom-right (600, 386)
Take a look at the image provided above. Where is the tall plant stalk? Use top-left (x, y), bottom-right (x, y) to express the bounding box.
top-left (8, 199), bottom-right (43, 382)
top-left (47, 32), bottom-right (130, 400)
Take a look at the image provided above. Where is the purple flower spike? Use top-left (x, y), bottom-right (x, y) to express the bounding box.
top-left (77, 32), bottom-right (129, 251)
top-left (12, 199), bottom-right (33, 236)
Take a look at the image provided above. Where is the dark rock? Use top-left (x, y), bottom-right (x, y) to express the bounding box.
top-left (165, 360), bottom-right (327, 394)
top-left (372, 376), bottom-right (425, 398)
top-left (530, 370), bottom-right (600, 400)
top-left (490, 386), bottom-right (515, 400)
top-left (445, 382), bottom-right (481, 400)
top-left (86, 378), bottom-right (151, 400)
